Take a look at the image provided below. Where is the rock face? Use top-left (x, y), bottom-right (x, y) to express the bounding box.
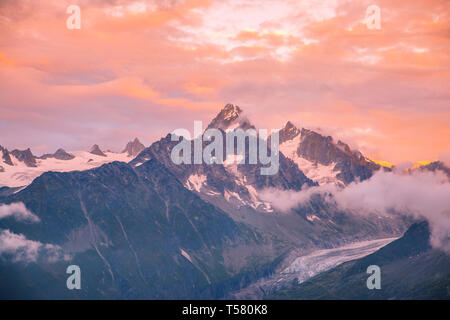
top-left (206, 103), bottom-right (254, 131)
top-left (268, 221), bottom-right (450, 300)
top-left (0, 146), bottom-right (13, 166)
top-left (10, 148), bottom-right (37, 167)
top-left (89, 144), bottom-right (106, 157)
top-left (40, 148), bottom-right (75, 160)
top-left (279, 121), bottom-right (300, 144)
top-left (298, 128), bottom-right (381, 184)
top-left (278, 122), bottom-right (383, 185)
top-left (122, 138), bottom-right (145, 157)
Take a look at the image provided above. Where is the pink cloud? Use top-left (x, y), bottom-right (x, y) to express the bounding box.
top-left (0, 0), bottom-right (448, 163)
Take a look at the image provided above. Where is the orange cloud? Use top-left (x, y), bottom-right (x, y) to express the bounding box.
top-left (0, 0), bottom-right (448, 161)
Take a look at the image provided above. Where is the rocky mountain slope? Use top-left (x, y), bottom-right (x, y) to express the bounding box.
top-left (278, 122), bottom-right (384, 185)
top-left (0, 159), bottom-right (279, 299)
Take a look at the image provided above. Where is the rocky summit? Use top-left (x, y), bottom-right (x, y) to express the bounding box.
top-left (122, 138), bottom-right (145, 157)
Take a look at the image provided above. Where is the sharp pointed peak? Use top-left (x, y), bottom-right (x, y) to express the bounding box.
top-left (219, 103), bottom-right (242, 121)
top-left (207, 103), bottom-right (248, 131)
top-left (89, 144), bottom-right (106, 157)
top-left (283, 121), bottom-right (300, 132)
top-left (223, 103), bottom-right (242, 112)
top-left (279, 120), bottom-right (301, 143)
top-left (122, 138), bottom-right (145, 157)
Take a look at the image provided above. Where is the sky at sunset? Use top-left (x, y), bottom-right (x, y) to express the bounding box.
top-left (0, 0), bottom-right (449, 165)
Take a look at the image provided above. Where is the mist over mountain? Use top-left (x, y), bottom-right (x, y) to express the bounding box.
top-left (417, 161), bottom-right (450, 180)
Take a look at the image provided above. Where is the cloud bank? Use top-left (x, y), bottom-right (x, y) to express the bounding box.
top-left (0, 202), bottom-right (40, 222)
top-left (0, 202), bottom-right (67, 263)
top-left (260, 170), bottom-right (450, 252)
top-left (0, 229), bottom-right (67, 263)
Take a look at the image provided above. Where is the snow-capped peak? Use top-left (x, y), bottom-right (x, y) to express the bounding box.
top-left (206, 103), bottom-right (254, 131)
top-left (222, 103), bottom-right (241, 121)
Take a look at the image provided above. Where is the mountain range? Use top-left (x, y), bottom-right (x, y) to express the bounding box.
top-left (0, 138), bottom-right (145, 188)
top-left (0, 104), bottom-right (448, 299)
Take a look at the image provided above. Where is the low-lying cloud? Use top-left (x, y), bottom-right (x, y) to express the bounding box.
top-left (0, 229), bottom-right (67, 263)
top-left (0, 202), bottom-right (40, 223)
top-left (0, 203), bottom-right (67, 263)
top-left (260, 170), bottom-right (450, 252)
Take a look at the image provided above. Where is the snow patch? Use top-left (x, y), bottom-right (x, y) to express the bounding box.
top-left (246, 185), bottom-right (273, 212)
top-left (180, 249), bottom-right (193, 263)
top-left (224, 190), bottom-right (243, 203)
top-left (0, 151), bottom-right (132, 188)
top-left (185, 174), bottom-right (207, 192)
top-left (223, 105), bottom-right (240, 121)
top-left (280, 137), bottom-right (340, 185)
top-left (306, 214), bottom-right (320, 222)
